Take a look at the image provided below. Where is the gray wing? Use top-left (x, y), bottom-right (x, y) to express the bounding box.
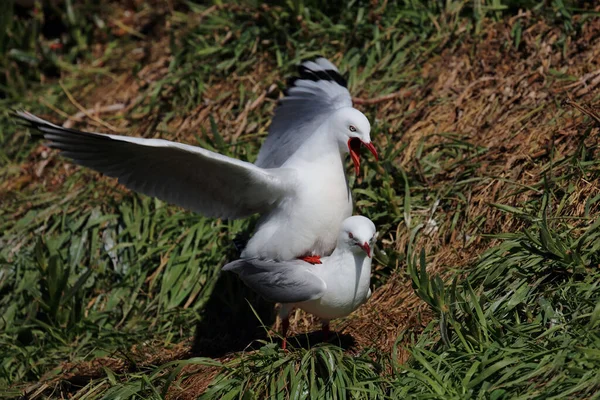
top-left (16, 111), bottom-right (296, 219)
top-left (255, 58), bottom-right (352, 169)
top-left (223, 259), bottom-right (327, 303)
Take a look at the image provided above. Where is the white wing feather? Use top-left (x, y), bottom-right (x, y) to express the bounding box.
top-left (255, 57), bottom-right (352, 168)
top-left (17, 111), bottom-right (295, 219)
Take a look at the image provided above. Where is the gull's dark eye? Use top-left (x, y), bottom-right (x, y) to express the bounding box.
top-left (349, 125), bottom-right (357, 132)
top-left (348, 232), bottom-right (354, 239)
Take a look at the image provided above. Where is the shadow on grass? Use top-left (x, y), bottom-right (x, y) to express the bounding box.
top-left (191, 271), bottom-right (277, 357)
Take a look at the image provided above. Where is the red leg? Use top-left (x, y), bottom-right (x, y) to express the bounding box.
top-left (298, 255), bottom-right (322, 264)
top-left (281, 317), bottom-right (290, 350)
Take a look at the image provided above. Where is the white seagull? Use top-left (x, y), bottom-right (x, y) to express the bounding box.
top-left (223, 215), bottom-right (377, 349)
top-left (15, 58), bottom-right (377, 262)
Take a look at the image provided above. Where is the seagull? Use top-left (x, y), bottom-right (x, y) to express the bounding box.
top-left (15, 58), bottom-right (377, 262)
top-left (223, 215), bottom-right (377, 349)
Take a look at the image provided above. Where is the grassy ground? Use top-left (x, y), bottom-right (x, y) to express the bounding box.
top-left (1, 0), bottom-right (600, 398)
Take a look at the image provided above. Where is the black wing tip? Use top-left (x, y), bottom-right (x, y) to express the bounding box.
top-left (13, 110), bottom-right (48, 138)
top-left (13, 109), bottom-right (55, 130)
top-left (12, 110), bottom-right (113, 141)
top-left (285, 57), bottom-right (347, 90)
top-left (297, 65), bottom-right (347, 88)
top-left (285, 77), bottom-right (299, 91)
top-left (13, 109), bottom-right (34, 124)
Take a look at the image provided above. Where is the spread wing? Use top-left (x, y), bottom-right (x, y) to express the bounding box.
top-left (255, 57), bottom-right (352, 168)
top-left (223, 259), bottom-right (327, 303)
top-left (16, 111), bottom-right (296, 219)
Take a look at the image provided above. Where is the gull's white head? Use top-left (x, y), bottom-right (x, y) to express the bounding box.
top-left (339, 215), bottom-right (377, 257)
top-left (329, 108), bottom-right (377, 175)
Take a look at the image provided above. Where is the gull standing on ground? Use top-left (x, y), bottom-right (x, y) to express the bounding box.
top-left (15, 58), bottom-right (377, 262)
top-left (223, 215), bottom-right (377, 349)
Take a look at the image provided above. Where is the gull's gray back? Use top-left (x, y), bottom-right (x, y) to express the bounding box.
top-left (223, 259), bottom-right (327, 303)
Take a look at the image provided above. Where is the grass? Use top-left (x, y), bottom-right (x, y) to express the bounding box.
top-left (400, 192), bottom-right (600, 398)
top-left (1, 0), bottom-right (600, 398)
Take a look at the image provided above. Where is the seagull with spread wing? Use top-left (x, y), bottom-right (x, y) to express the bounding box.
top-left (224, 215), bottom-right (377, 349)
top-left (16, 58), bottom-right (377, 262)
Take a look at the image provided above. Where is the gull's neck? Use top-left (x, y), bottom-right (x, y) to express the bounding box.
top-left (327, 242), bottom-right (366, 265)
top-left (283, 122), bottom-right (344, 167)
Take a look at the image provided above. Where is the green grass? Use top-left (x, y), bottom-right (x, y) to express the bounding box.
top-left (2, 0), bottom-right (600, 398)
top-left (200, 343), bottom-right (385, 399)
top-left (400, 195), bottom-right (600, 398)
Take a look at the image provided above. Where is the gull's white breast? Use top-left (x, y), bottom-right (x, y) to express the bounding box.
top-left (242, 149), bottom-right (352, 260)
top-left (297, 252), bottom-right (372, 320)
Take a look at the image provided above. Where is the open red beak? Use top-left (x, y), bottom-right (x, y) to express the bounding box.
top-left (358, 242), bottom-right (371, 258)
top-left (348, 138), bottom-right (378, 175)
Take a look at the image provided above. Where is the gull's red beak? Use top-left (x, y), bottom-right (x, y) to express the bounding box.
top-left (363, 142), bottom-right (378, 160)
top-left (348, 138), bottom-right (378, 175)
top-left (358, 242), bottom-right (371, 257)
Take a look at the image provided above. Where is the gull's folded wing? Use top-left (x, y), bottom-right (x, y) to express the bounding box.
top-left (16, 111), bottom-right (296, 219)
top-left (223, 259), bottom-right (326, 303)
top-left (255, 57), bottom-right (352, 168)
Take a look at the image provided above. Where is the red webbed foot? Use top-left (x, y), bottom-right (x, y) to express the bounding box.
top-left (298, 255), bottom-right (322, 264)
